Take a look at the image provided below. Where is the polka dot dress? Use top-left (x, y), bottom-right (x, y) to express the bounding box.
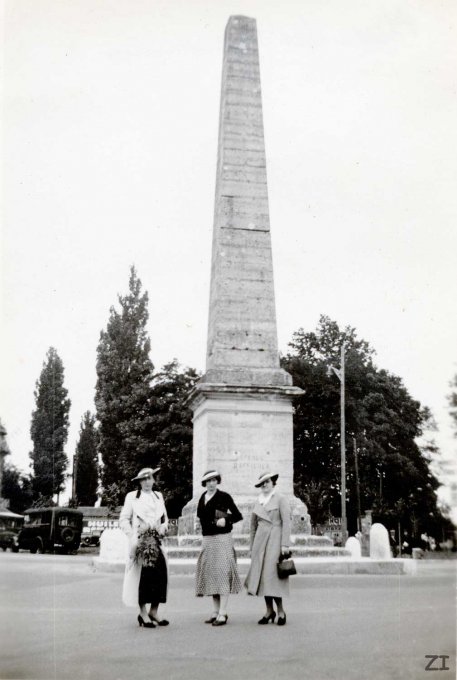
top-left (196, 534), bottom-right (242, 596)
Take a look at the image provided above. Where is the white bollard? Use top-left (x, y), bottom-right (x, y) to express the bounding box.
top-left (369, 523), bottom-right (392, 559)
top-left (345, 536), bottom-right (362, 558)
top-left (98, 528), bottom-right (128, 564)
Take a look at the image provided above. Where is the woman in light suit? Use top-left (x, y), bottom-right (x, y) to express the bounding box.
top-left (245, 472), bottom-right (291, 625)
top-left (119, 467), bottom-right (169, 628)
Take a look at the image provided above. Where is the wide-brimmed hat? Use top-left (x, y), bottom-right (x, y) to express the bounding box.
top-left (201, 469), bottom-right (221, 486)
top-left (131, 467), bottom-right (160, 482)
top-left (254, 471), bottom-right (279, 488)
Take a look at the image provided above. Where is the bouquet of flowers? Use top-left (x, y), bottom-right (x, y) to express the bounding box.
top-left (134, 527), bottom-right (162, 567)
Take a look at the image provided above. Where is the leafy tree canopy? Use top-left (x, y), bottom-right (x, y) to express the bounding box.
top-left (95, 268), bottom-right (200, 512)
top-left (448, 373), bottom-right (457, 436)
top-left (283, 315), bottom-right (445, 537)
top-left (1, 463), bottom-right (34, 514)
top-left (149, 360), bottom-right (200, 518)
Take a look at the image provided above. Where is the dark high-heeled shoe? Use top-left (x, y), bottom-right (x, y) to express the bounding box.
top-left (212, 614), bottom-right (228, 626)
top-left (277, 613), bottom-right (287, 626)
top-left (138, 614), bottom-right (156, 628)
top-left (149, 615), bottom-right (169, 626)
top-left (258, 612), bottom-right (276, 624)
top-left (204, 615), bottom-right (218, 624)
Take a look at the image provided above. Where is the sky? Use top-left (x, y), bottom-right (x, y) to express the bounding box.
top-left (2, 0), bottom-right (457, 502)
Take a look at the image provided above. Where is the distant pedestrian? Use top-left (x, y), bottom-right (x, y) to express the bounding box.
top-left (389, 529), bottom-right (398, 557)
top-left (245, 472), bottom-right (291, 626)
top-left (402, 530), bottom-right (412, 556)
top-left (119, 467), bottom-right (169, 628)
top-left (420, 532), bottom-right (429, 551)
top-left (195, 470), bottom-right (243, 626)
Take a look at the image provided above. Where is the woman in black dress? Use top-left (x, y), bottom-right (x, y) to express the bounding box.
top-left (195, 469), bottom-right (243, 626)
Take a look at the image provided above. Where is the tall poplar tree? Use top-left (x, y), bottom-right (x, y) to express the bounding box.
top-left (74, 411), bottom-right (99, 506)
top-left (95, 267), bottom-right (155, 504)
top-left (30, 347), bottom-right (71, 500)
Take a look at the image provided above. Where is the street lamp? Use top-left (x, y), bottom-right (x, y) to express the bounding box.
top-left (72, 454), bottom-right (78, 501)
top-left (327, 343), bottom-right (347, 544)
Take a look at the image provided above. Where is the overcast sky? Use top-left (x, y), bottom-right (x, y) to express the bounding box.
top-left (2, 0), bottom-right (456, 497)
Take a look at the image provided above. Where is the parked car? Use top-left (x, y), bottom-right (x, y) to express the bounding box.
top-left (78, 506), bottom-right (122, 548)
top-left (0, 510), bottom-right (24, 552)
top-left (18, 507), bottom-right (83, 554)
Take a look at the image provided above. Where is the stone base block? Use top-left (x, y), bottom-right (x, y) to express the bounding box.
top-left (92, 556), bottom-right (416, 576)
top-left (167, 534), bottom-right (334, 548)
top-left (178, 495), bottom-right (311, 536)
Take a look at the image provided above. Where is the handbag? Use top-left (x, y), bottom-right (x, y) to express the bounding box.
top-left (214, 509), bottom-right (232, 529)
top-left (277, 553), bottom-right (297, 579)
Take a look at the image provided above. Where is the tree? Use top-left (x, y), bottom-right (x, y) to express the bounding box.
top-left (1, 464), bottom-right (34, 514)
top-left (149, 360), bottom-right (200, 518)
top-left (74, 412), bottom-right (99, 506)
top-left (283, 315), bottom-right (445, 536)
top-left (448, 373), bottom-right (457, 436)
top-left (95, 267), bottom-right (155, 505)
top-left (30, 347), bottom-right (71, 501)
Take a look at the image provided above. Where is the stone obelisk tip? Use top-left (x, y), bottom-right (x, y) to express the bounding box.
top-left (203, 14), bottom-right (293, 388)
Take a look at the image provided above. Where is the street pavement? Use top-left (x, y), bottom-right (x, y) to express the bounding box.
top-left (0, 552), bottom-right (455, 680)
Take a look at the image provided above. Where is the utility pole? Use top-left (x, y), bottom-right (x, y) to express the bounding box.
top-left (340, 343), bottom-right (347, 543)
top-left (72, 454), bottom-right (78, 501)
top-left (328, 343), bottom-right (347, 544)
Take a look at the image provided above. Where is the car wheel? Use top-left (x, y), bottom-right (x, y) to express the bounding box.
top-left (2, 547), bottom-right (6, 552)
top-left (11, 546), bottom-right (19, 553)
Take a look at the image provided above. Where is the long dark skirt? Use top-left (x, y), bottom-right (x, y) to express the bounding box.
top-left (138, 550), bottom-right (168, 605)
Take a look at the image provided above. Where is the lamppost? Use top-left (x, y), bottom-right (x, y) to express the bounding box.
top-left (328, 343), bottom-right (347, 544)
top-left (72, 454), bottom-right (78, 501)
top-left (353, 437), bottom-right (362, 533)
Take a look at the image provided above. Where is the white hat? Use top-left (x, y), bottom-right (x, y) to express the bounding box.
top-left (254, 471), bottom-right (279, 488)
top-left (131, 467), bottom-right (160, 482)
top-left (201, 469), bottom-right (221, 486)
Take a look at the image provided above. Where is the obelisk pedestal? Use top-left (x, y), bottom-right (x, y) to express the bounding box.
top-left (179, 16), bottom-right (310, 536)
top-left (178, 385), bottom-right (310, 535)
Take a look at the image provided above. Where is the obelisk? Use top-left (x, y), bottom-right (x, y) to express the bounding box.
top-left (179, 16), bottom-right (310, 534)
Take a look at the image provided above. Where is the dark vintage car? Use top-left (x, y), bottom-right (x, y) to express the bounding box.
top-left (0, 510), bottom-right (24, 552)
top-left (18, 507), bottom-right (83, 554)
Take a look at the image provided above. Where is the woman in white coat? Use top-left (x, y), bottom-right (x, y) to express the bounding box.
top-left (119, 467), bottom-right (169, 628)
top-left (245, 472), bottom-right (291, 626)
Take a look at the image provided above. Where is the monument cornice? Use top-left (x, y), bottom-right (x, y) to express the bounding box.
top-left (185, 381), bottom-right (304, 409)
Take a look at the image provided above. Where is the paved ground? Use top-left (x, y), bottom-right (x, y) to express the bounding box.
top-left (0, 552), bottom-right (455, 680)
